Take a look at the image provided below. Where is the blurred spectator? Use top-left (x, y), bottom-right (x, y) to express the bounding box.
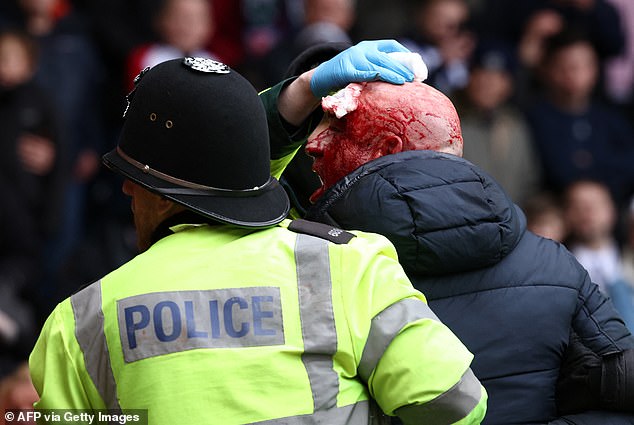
top-left (0, 177), bottom-right (40, 379)
top-left (88, 0), bottom-right (159, 70)
top-left (483, 0), bottom-right (626, 107)
top-left (400, 0), bottom-right (476, 96)
top-left (0, 363), bottom-right (38, 418)
top-left (349, 0), bottom-right (411, 41)
top-left (10, 0), bottom-right (108, 314)
top-left (524, 191), bottom-right (568, 242)
top-left (515, 9), bottom-right (565, 106)
top-left (86, 0), bottom-right (162, 132)
top-left (564, 179), bottom-right (634, 331)
top-left (473, 0), bottom-right (625, 62)
top-left (0, 29), bottom-right (64, 327)
top-left (242, 0), bottom-right (302, 59)
top-left (603, 0), bottom-right (634, 116)
top-left (238, 0), bottom-right (304, 90)
top-left (206, 0), bottom-right (245, 67)
top-left (205, 0), bottom-right (304, 83)
top-left (0, 29), bottom-right (62, 249)
top-left (525, 30), bottom-right (634, 209)
top-left (457, 39), bottom-right (542, 205)
top-left (549, 0), bottom-right (625, 60)
top-left (518, 9), bottom-right (565, 70)
top-left (294, 0), bottom-right (354, 53)
top-left (259, 0), bottom-right (355, 87)
top-left (622, 197), bottom-right (634, 291)
top-left (125, 0), bottom-right (219, 92)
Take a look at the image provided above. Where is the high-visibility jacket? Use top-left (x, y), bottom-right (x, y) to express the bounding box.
top-left (30, 219), bottom-right (487, 424)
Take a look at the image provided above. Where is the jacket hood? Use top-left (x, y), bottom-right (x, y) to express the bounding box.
top-left (306, 150), bottom-right (525, 276)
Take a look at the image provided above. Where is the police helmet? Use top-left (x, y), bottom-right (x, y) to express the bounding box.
top-left (103, 57), bottom-right (290, 227)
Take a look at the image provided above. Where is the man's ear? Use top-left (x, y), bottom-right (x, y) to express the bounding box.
top-left (156, 196), bottom-right (186, 221)
top-left (372, 135), bottom-right (403, 159)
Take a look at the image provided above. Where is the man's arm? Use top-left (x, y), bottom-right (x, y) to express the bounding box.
top-left (557, 331), bottom-right (634, 415)
top-left (555, 267), bottom-right (634, 418)
top-left (572, 271), bottom-right (634, 353)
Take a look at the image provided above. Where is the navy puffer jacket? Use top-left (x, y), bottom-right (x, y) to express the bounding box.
top-left (306, 150), bottom-right (634, 425)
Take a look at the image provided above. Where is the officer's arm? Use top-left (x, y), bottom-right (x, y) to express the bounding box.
top-left (370, 317), bottom-right (488, 424)
top-left (348, 238), bottom-right (487, 424)
top-left (29, 303), bottom-right (105, 409)
top-left (362, 298), bottom-right (487, 425)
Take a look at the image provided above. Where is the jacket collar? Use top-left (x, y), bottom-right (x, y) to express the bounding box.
top-left (307, 150), bottom-right (525, 276)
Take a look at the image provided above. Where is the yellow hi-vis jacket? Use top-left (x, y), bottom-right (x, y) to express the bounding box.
top-left (30, 220), bottom-right (487, 424)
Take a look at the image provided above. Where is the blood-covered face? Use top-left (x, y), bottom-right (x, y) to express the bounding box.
top-left (305, 81), bottom-right (463, 202)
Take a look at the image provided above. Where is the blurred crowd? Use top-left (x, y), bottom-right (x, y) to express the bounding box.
top-left (1, 0), bottom-right (634, 406)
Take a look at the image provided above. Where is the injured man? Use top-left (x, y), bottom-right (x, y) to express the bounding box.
top-left (264, 47), bottom-right (634, 423)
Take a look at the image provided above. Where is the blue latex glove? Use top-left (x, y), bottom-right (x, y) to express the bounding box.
top-left (310, 40), bottom-right (415, 98)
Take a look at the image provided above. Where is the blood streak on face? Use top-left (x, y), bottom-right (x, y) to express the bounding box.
top-left (305, 81), bottom-right (463, 202)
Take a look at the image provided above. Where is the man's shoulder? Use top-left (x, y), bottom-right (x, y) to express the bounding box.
top-left (504, 231), bottom-right (590, 290)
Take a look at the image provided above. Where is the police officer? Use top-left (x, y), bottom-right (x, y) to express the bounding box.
top-left (29, 44), bottom-right (487, 424)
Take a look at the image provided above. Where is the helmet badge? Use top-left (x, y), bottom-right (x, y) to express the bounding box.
top-left (123, 66), bottom-right (151, 118)
top-left (183, 57), bottom-right (230, 74)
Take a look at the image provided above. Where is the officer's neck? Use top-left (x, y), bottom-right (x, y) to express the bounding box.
top-left (150, 210), bottom-right (219, 246)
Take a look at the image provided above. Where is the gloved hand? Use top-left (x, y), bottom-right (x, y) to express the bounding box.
top-left (557, 332), bottom-right (634, 414)
top-left (557, 332), bottom-right (602, 415)
top-left (601, 348), bottom-right (634, 412)
top-left (310, 40), bottom-right (415, 98)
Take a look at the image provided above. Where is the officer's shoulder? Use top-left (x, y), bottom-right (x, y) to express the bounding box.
top-left (288, 219), bottom-right (355, 244)
top-left (69, 278), bottom-right (103, 299)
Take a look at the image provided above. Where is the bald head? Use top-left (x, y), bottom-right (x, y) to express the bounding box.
top-left (306, 80), bottom-right (463, 201)
top-left (322, 81), bottom-right (462, 154)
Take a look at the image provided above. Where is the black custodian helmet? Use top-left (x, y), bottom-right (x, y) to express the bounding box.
top-left (103, 57), bottom-right (290, 227)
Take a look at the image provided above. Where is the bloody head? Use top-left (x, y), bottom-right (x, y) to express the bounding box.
top-left (306, 81), bottom-right (463, 202)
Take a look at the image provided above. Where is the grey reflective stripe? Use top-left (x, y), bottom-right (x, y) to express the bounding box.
top-left (358, 298), bottom-right (440, 382)
top-left (254, 400), bottom-right (376, 425)
top-left (70, 280), bottom-right (120, 409)
top-left (394, 368), bottom-right (483, 425)
top-left (295, 234), bottom-right (339, 413)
